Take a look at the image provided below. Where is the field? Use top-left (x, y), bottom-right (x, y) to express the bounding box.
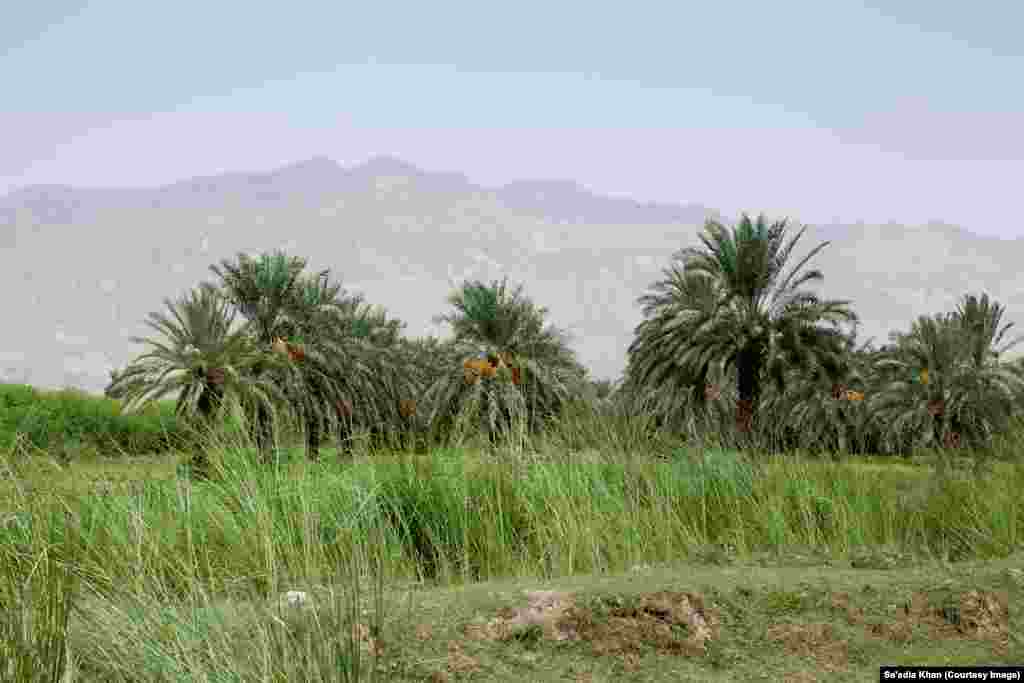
top-left (0, 384), bottom-right (1020, 681)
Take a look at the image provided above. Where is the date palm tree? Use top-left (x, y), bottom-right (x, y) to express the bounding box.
top-left (264, 270), bottom-right (357, 460)
top-left (207, 250), bottom-right (313, 457)
top-left (624, 257), bottom-right (731, 436)
top-left (107, 284), bottom-right (286, 432)
top-left (291, 280), bottom-right (418, 456)
top-left (425, 276), bottom-right (587, 446)
top-left (103, 367), bottom-right (127, 400)
top-left (871, 313), bottom-right (968, 453)
top-left (388, 334), bottom-right (471, 449)
top-left (628, 213), bottom-right (858, 446)
top-left (871, 294), bottom-right (1024, 453)
top-left (758, 321), bottom-right (878, 454)
top-left (951, 292), bottom-right (1024, 446)
top-left (209, 249), bottom-right (416, 459)
top-left (954, 292), bottom-right (1024, 369)
top-left (109, 250), bottom-right (418, 462)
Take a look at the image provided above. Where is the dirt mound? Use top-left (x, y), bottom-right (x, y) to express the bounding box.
top-left (833, 587), bottom-right (1009, 655)
top-left (459, 588), bottom-right (718, 672)
top-left (764, 587), bottom-right (1010, 673)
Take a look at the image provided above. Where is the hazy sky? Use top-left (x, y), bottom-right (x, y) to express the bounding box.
top-left (3, 1), bottom-right (1023, 238)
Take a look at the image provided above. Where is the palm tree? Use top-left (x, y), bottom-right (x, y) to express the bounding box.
top-left (301, 284), bottom-right (420, 455)
top-left (209, 250), bottom-right (420, 459)
top-left (954, 292), bottom-right (1024, 369)
top-left (872, 313), bottom-right (967, 453)
top-left (624, 259), bottom-right (731, 435)
top-left (389, 335), bottom-right (471, 449)
top-left (758, 321), bottom-right (877, 454)
top-left (207, 250), bottom-right (310, 456)
top-left (208, 250), bottom-right (308, 347)
top-left (871, 295), bottom-right (1024, 453)
top-left (103, 367), bottom-right (127, 400)
top-left (425, 276), bottom-right (587, 446)
top-left (107, 284), bottom-right (286, 431)
top-left (589, 378), bottom-right (615, 401)
top-left (263, 270), bottom-right (358, 460)
top-left (628, 213), bottom-right (858, 445)
top-left (949, 292), bottom-right (1024, 446)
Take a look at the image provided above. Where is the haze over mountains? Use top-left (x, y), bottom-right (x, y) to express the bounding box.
top-left (2, 155), bottom-right (1021, 395)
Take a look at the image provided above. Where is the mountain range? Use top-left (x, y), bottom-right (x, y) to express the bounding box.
top-left (2, 155), bottom-right (1022, 395)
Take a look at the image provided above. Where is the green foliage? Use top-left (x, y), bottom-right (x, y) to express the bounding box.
top-left (755, 321), bottom-right (877, 455)
top-left (425, 276), bottom-right (589, 447)
top-left (107, 284), bottom-right (274, 422)
top-left (26, 227), bottom-right (1024, 463)
top-left (0, 383), bottom-right (40, 410)
top-left (106, 249), bottom-right (422, 461)
top-left (209, 250), bottom-right (308, 344)
top-left (869, 295), bottom-right (1024, 454)
top-left (955, 292), bottom-right (1024, 368)
top-left (621, 210), bottom-right (1024, 457)
top-left (627, 213), bottom-right (857, 445)
top-left (0, 383), bottom-right (185, 457)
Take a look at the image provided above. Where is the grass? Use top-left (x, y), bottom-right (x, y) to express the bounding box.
top-left (0, 384), bottom-right (1021, 680)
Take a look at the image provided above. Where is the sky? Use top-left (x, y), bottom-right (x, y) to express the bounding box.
top-left (3, 0), bottom-right (1023, 238)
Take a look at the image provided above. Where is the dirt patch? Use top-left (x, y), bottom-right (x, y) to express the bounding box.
top-left (464, 590), bottom-right (579, 642)
top-left (767, 622), bottom-right (849, 672)
top-left (830, 591), bottom-right (865, 625)
top-left (833, 588), bottom-right (1009, 654)
top-left (902, 589), bottom-right (1009, 655)
top-left (464, 588), bottom-right (718, 658)
top-left (444, 642), bottom-right (481, 677)
top-left (767, 586), bottom-right (1009, 672)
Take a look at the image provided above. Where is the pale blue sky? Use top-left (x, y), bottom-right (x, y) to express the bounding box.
top-left (3, 0), bottom-right (1023, 236)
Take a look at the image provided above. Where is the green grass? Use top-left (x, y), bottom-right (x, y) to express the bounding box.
top-left (1, 384), bottom-right (1021, 680)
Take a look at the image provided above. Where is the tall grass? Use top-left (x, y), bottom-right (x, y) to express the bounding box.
top-left (1, 386), bottom-right (1021, 678)
top-left (1, 418), bottom-right (399, 681)
top-left (1, 505), bottom-right (79, 682)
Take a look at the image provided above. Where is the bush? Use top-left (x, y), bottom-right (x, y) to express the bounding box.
top-left (0, 383), bottom-right (188, 458)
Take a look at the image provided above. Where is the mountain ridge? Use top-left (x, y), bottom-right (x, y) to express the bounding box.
top-left (2, 155), bottom-right (1022, 394)
top-left (2, 155), bottom-right (725, 228)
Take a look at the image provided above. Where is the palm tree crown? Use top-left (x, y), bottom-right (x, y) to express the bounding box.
top-left (107, 283), bottom-right (283, 425)
top-left (427, 276), bottom-right (587, 442)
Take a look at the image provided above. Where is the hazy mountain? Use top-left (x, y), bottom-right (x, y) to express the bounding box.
top-left (3, 155), bottom-right (1022, 395)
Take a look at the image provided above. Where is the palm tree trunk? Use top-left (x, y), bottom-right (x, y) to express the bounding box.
top-left (735, 344), bottom-right (763, 435)
top-left (246, 360), bottom-right (275, 462)
top-left (197, 385), bottom-right (223, 421)
top-left (927, 397), bottom-right (947, 449)
top-left (691, 365), bottom-right (710, 413)
top-left (303, 384), bottom-right (326, 461)
top-left (735, 399), bottom-right (755, 434)
top-left (335, 399), bottom-right (354, 455)
top-left (254, 403), bottom-right (274, 462)
top-left (306, 417), bottom-right (320, 461)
